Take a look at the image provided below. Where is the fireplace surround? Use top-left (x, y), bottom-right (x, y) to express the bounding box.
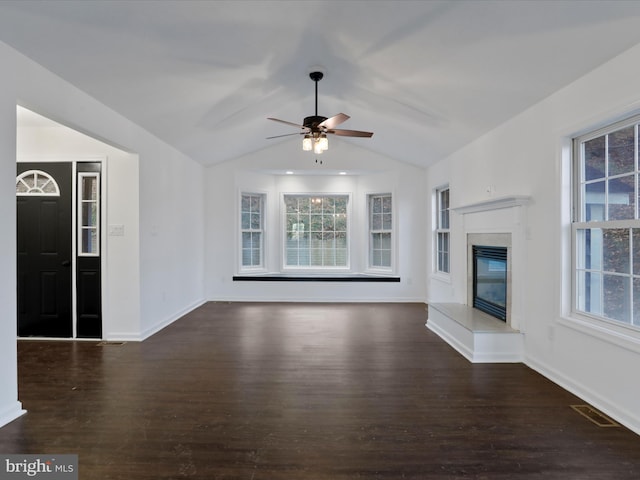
top-left (427, 195), bottom-right (529, 363)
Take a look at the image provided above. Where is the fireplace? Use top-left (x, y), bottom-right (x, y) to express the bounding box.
top-left (467, 233), bottom-right (512, 325)
top-left (473, 245), bottom-right (508, 321)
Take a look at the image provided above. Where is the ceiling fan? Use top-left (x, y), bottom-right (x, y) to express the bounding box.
top-left (267, 71), bottom-right (373, 155)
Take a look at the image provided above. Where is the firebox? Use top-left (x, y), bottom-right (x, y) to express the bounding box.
top-left (472, 245), bottom-right (508, 321)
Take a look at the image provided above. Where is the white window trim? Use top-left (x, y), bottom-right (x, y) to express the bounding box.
top-left (77, 172), bottom-right (100, 257)
top-left (366, 192), bottom-right (395, 274)
top-left (280, 192), bottom-right (352, 273)
top-left (568, 113), bottom-right (640, 346)
top-left (16, 169), bottom-right (61, 196)
top-left (434, 186), bottom-right (450, 277)
top-left (238, 191), bottom-right (267, 273)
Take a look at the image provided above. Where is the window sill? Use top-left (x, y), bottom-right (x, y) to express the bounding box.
top-left (558, 314), bottom-right (640, 354)
top-left (431, 272), bottom-right (452, 284)
top-left (233, 274), bottom-right (400, 282)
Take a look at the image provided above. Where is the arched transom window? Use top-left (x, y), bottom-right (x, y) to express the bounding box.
top-left (16, 170), bottom-right (61, 196)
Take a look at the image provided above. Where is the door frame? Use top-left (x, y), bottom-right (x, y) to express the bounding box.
top-left (17, 157), bottom-right (107, 339)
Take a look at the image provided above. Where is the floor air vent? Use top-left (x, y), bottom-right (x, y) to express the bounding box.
top-left (571, 405), bottom-right (620, 427)
top-left (96, 341), bottom-right (126, 347)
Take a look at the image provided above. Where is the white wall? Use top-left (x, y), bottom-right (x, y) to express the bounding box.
top-left (0, 40), bottom-right (205, 427)
top-left (205, 138), bottom-right (427, 302)
top-left (17, 121), bottom-right (142, 339)
top-left (427, 42), bottom-right (640, 434)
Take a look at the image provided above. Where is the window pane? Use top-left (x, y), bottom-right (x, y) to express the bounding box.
top-left (576, 228), bottom-right (602, 271)
top-left (82, 203), bottom-right (98, 227)
top-left (608, 126), bottom-right (635, 176)
top-left (241, 212), bottom-right (250, 229)
top-left (439, 189), bottom-right (450, 229)
top-left (372, 213), bottom-right (382, 230)
top-left (603, 274), bottom-right (630, 323)
top-left (380, 232), bottom-right (391, 249)
top-left (372, 197), bottom-right (382, 214)
top-left (577, 271), bottom-right (602, 315)
top-left (608, 175), bottom-right (634, 220)
top-left (82, 177), bottom-right (97, 200)
top-left (250, 195), bottom-right (261, 212)
top-left (634, 278), bottom-right (640, 327)
top-left (584, 181), bottom-right (605, 221)
top-left (242, 232), bottom-right (252, 249)
top-left (250, 212), bottom-right (261, 229)
top-left (437, 232), bottom-right (450, 273)
top-left (584, 136), bottom-right (606, 181)
top-left (382, 212), bottom-right (392, 230)
top-left (323, 215), bottom-right (335, 230)
top-left (633, 229), bottom-right (640, 275)
top-left (82, 228), bottom-right (98, 255)
top-left (285, 195), bottom-right (348, 267)
top-left (603, 229), bottom-right (629, 274)
top-left (382, 195), bottom-right (392, 214)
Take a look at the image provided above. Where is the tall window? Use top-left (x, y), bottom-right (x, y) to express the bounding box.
top-left (369, 194), bottom-right (392, 269)
top-left (284, 194), bottom-right (348, 268)
top-left (573, 116), bottom-right (640, 329)
top-left (240, 193), bottom-right (264, 268)
top-left (436, 187), bottom-right (450, 274)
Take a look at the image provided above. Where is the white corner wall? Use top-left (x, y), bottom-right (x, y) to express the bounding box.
top-left (17, 122), bottom-right (142, 339)
top-left (0, 40), bottom-right (205, 427)
top-left (427, 42), bottom-right (640, 434)
top-left (205, 138), bottom-right (427, 302)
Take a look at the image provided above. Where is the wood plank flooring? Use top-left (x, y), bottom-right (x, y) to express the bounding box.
top-left (1, 302), bottom-right (639, 479)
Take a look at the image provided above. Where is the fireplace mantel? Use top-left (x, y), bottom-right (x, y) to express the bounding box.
top-left (451, 195), bottom-right (531, 215)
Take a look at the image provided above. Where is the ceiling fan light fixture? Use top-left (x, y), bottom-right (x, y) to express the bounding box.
top-left (318, 134), bottom-right (328, 151)
top-left (267, 69), bottom-right (372, 156)
top-left (302, 135), bottom-right (313, 151)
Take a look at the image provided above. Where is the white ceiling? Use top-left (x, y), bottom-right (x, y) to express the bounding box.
top-left (3, 0), bottom-right (640, 168)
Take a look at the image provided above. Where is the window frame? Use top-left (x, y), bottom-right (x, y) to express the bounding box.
top-left (572, 114), bottom-right (640, 333)
top-left (435, 186), bottom-right (450, 275)
top-left (367, 193), bottom-right (393, 272)
top-left (78, 172), bottom-right (100, 257)
top-left (281, 192), bottom-right (351, 272)
top-left (239, 192), bottom-right (266, 272)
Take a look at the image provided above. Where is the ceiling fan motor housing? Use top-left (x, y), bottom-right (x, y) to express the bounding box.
top-left (303, 115), bottom-right (328, 130)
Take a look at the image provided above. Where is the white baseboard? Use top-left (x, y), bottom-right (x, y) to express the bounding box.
top-left (208, 296), bottom-right (427, 303)
top-left (106, 298), bottom-right (206, 342)
top-left (0, 401), bottom-right (26, 429)
top-left (526, 355), bottom-right (640, 436)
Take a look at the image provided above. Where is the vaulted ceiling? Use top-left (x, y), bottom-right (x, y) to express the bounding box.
top-left (3, 0), bottom-right (640, 168)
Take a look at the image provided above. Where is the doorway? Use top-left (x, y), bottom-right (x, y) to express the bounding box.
top-left (16, 161), bottom-right (103, 338)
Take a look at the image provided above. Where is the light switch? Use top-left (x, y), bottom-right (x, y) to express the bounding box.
top-left (109, 224), bottom-right (125, 236)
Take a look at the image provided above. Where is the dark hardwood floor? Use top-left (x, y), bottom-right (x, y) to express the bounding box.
top-left (1, 302), bottom-right (639, 479)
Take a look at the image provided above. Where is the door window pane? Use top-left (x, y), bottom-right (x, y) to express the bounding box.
top-left (78, 173), bottom-right (99, 256)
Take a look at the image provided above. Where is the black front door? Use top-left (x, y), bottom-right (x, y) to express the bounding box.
top-left (17, 163), bottom-right (73, 337)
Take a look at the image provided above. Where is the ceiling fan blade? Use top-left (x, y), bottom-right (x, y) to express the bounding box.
top-left (266, 132), bottom-right (304, 139)
top-left (267, 117), bottom-right (309, 130)
top-left (328, 128), bottom-right (374, 138)
top-left (318, 113), bottom-right (350, 130)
